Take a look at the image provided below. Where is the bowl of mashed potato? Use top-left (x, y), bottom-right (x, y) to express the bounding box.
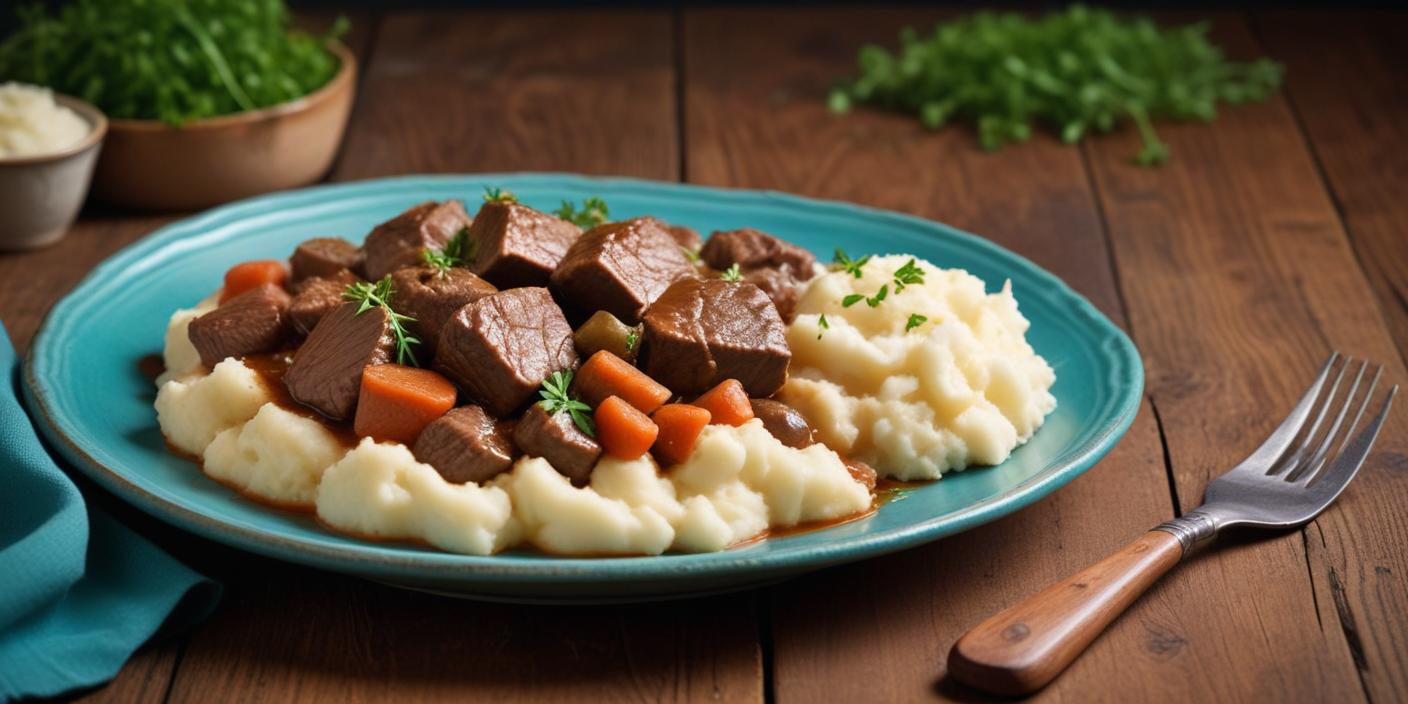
top-left (0, 82), bottom-right (106, 250)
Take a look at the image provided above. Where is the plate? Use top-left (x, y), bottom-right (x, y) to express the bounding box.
top-left (24, 174), bottom-right (1143, 603)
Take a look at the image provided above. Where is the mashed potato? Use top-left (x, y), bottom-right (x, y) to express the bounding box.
top-left (157, 294), bottom-right (219, 386)
top-left (783, 255), bottom-right (1055, 480)
top-left (204, 404), bottom-right (349, 507)
top-left (0, 83), bottom-right (90, 158)
top-left (155, 358), bottom-right (271, 456)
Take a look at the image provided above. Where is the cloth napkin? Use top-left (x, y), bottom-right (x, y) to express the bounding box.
top-left (0, 328), bottom-right (219, 701)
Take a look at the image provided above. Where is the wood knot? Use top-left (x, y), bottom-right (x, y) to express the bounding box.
top-left (1001, 623), bottom-right (1030, 642)
top-left (1143, 623), bottom-right (1187, 660)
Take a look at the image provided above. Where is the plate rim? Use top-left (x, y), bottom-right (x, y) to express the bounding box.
top-left (22, 172), bottom-right (1144, 585)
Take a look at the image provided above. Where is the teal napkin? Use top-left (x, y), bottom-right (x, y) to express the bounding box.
top-left (0, 328), bottom-right (219, 701)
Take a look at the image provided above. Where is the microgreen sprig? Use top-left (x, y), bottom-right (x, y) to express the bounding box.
top-left (343, 276), bottom-right (420, 366)
top-left (832, 248), bottom-right (871, 278)
top-left (483, 187), bottom-right (518, 204)
top-left (892, 258), bottom-right (926, 292)
top-left (720, 263), bottom-right (743, 282)
top-left (624, 330), bottom-right (640, 355)
top-left (538, 370), bottom-right (595, 437)
top-left (555, 196), bottom-right (610, 229)
top-left (421, 227), bottom-right (475, 277)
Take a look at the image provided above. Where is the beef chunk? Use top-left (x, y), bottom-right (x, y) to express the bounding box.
top-left (284, 302), bottom-right (394, 420)
top-left (413, 405), bottom-right (518, 484)
top-left (513, 403), bottom-right (601, 486)
top-left (188, 284), bottom-right (291, 368)
top-left (289, 269), bottom-right (361, 336)
top-left (844, 458), bottom-right (878, 493)
top-left (290, 237), bottom-right (363, 283)
top-left (363, 200), bottom-right (472, 281)
top-left (700, 228), bottom-right (816, 323)
top-left (550, 217), bottom-right (695, 325)
top-left (466, 201), bottom-right (582, 288)
top-left (640, 278), bottom-right (790, 397)
top-left (749, 398), bottom-right (815, 450)
top-left (642, 217), bottom-right (702, 252)
top-left (390, 266), bottom-right (498, 354)
top-left (434, 287), bottom-right (578, 417)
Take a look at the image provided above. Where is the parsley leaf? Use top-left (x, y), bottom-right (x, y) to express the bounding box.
top-left (343, 276), bottom-right (420, 366)
top-left (892, 258), bottom-right (926, 292)
top-left (624, 330), bottom-right (639, 354)
top-left (905, 313), bottom-right (928, 332)
top-left (841, 293), bottom-right (865, 308)
top-left (866, 284), bottom-right (889, 307)
top-left (554, 196), bottom-right (610, 229)
top-left (538, 370), bottom-right (596, 437)
top-left (720, 263), bottom-right (743, 282)
top-left (832, 248), bottom-right (871, 278)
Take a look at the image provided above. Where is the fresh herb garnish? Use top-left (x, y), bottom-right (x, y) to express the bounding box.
top-left (905, 314), bottom-right (928, 332)
top-left (343, 276), bottom-right (420, 366)
top-left (421, 227), bottom-right (474, 276)
top-left (681, 247), bottom-right (702, 264)
top-left (538, 370), bottom-right (595, 437)
top-left (833, 248), bottom-right (871, 278)
top-left (483, 187), bottom-right (518, 204)
top-left (867, 284), bottom-right (889, 307)
top-left (892, 258), bottom-right (926, 292)
top-left (720, 263), bottom-right (743, 282)
top-left (624, 330), bottom-right (639, 354)
top-left (817, 314), bottom-right (830, 339)
top-left (0, 0), bottom-right (347, 125)
top-left (828, 5), bottom-right (1283, 165)
top-left (554, 197), bottom-right (610, 229)
top-left (841, 294), bottom-right (865, 308)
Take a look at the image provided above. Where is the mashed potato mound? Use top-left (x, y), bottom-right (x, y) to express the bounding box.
top-left (203, 404), bottom-right (349, 507)
top-left (157, 294), bottom-right (218, 386)
top-left (783, 255), bottom-right (1056, 480)
top-left (155, 358), bottom-right (271, 456)
top-left (316, 439), bottom-right (519, 556)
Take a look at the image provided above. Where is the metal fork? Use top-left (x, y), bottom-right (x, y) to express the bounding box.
top-left (947, 353), bottom-right (1398, 696)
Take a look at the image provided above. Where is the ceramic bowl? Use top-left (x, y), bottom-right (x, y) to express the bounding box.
top-left (91, 41), bottom-right (356, 212)
top-left (0, 95), bottom-right (106, 251)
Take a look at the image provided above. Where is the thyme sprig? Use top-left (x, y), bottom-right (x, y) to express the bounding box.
top-left (538, 370), bottom-right (595, 437)
top-left (421, 227), bottom-right (474, 277)
top-left (343, 276), bottom-right (420, 366)
top-left (483, 186), bottom-right (518, 204)
top-left (720, 263), bottom-right (743, 282)
top-left (555, 196), bottom-right (610, 229)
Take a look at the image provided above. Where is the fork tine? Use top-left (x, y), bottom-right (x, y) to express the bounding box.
top-left (1307, 384), bottom-right (1397, 503)
top-left (1243, 353), bottom-right (1340, 472)
top-left (1290, 361), bottom-right (1374, 484)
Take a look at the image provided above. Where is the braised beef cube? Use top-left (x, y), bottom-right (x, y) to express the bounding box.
top-left (640, 278), bottom-right (790, 397)
top-left (844, 458), bottom-right (878, 493)
top-left (363, 200), bottom-right (472, 280)
top-left (749, 398), bottom-right (815, 449)
top-left (513, 403), bottom-right (601, 486)
top-left (550, 217), bottom-right (695, 325)
top-left (390, 265), bottom-right (498, 354)
top-left (642, 217), bottom-right (702, 252)
top-left (284, 302), bottom-right (394, 420)
top-left (188, 284), bottom-right (292, 368)
top-left (700, 227), bottom-right (815, 273)
top-left (413, 405), bottom-right (518, 484)
top-left (743, 266), bottom-right (807, 323)
top-left (290, 237), bottom-right (363, 283)
top-left (466, 201), bottom-right (582, 289)
top-left (434, 287), bottom-right (578, 417)
top-left (289, 269), bottom-right (361, 336)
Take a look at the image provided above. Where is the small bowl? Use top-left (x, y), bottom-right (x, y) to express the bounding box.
top-left (91, 41), bottom-right (357, 212)
top-left (0, 95), bottom-right (107, 250)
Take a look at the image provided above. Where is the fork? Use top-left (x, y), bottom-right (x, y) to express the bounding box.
top-left (947, 353), bottom-right (1398, 696)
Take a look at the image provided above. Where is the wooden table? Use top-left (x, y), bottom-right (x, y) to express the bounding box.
top-left (8, 8), bottom-right (1406, 703)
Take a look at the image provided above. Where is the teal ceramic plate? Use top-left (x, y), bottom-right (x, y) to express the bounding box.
top-left (24, 174), bottom-right (1142, 603)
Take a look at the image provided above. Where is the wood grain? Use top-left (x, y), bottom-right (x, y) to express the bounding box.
top-left (1083, 11), bottom-right (1407, 703)
top-left (163, 9), bottom-right (763, 704)
top-left (1253, 11), bottom-right (1408, 365)
top-left (683, 8), bottom-right (1189, 702)
top-left (949, 531), bottom-right (1183, 696)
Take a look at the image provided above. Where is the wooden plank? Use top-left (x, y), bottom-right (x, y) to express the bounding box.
top-left (166, 10), bottom-right (763, 704)
top-left (683, 8), bottom-right (1194, 701)
top-left (1253, 10), bottom-right (1408, 364)
top-left (67, 645), bottom-right (180, 704)
top-left (1083, 12), bottom-right (1406, 702)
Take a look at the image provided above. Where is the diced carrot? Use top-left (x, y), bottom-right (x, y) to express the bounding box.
top-left (595, 395), bottom-right (660, 460)
top-left (650, 403), bottom-right (712, 466)
top-left (223, 260), bottom-right (288, 302)
top-left (572, 350), bottom-right (672, 415)
top-left (354, 364), bottom-right (458, 445)
top-left (691, 379), bottom-right (755, 427)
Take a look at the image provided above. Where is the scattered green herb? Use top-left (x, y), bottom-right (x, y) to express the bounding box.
top-left (421, 227), bottom-right (474, 276)
top-left (554, 197), bottom-right (610, 229)
top-left (624, 330), bottom-right (639, 355)
top-left (538, 370), bottom-right (595, 437)
top-left (828, 5), bottom-right (1283, 164)
top-left (681, 247), bottom-right (702, 264)
top-left (842, 293), bottom-right (865, 308)
top-left (483, 187), bottom-right (518, 204)
top-left (343, 276), bottom-right (419, 366)
top-left (817, 314), bottom-right (830, 339)
top-left (905, 314), bottom-right (928, 332)
top-left (892, 258), bottom-right (926, 292)
top-left (720, 263), bottom-right (743, 282)
top-left (867, 284), bottom-right (889, 308)
top-left (0, 0), bottom-right (347, 125)
top-left (832, 248), bottom-right (871, 278)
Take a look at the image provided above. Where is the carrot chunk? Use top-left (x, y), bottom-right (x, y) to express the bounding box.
top-left (691, 379), bottom-right (755, 427)
top-left (595, 395), bottom-right (660, 460)
top-left (354, 364), bottom-right (458, 445)
top-left (572, 350), bottom-right (671, 415)
top-left (223, 260), bottom-right (288, 302)
top-left (651, 403), bottom-right (712, 466)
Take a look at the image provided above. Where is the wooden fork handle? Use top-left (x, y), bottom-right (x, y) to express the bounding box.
top-left (947, 530), bottom-right (1183, 696)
